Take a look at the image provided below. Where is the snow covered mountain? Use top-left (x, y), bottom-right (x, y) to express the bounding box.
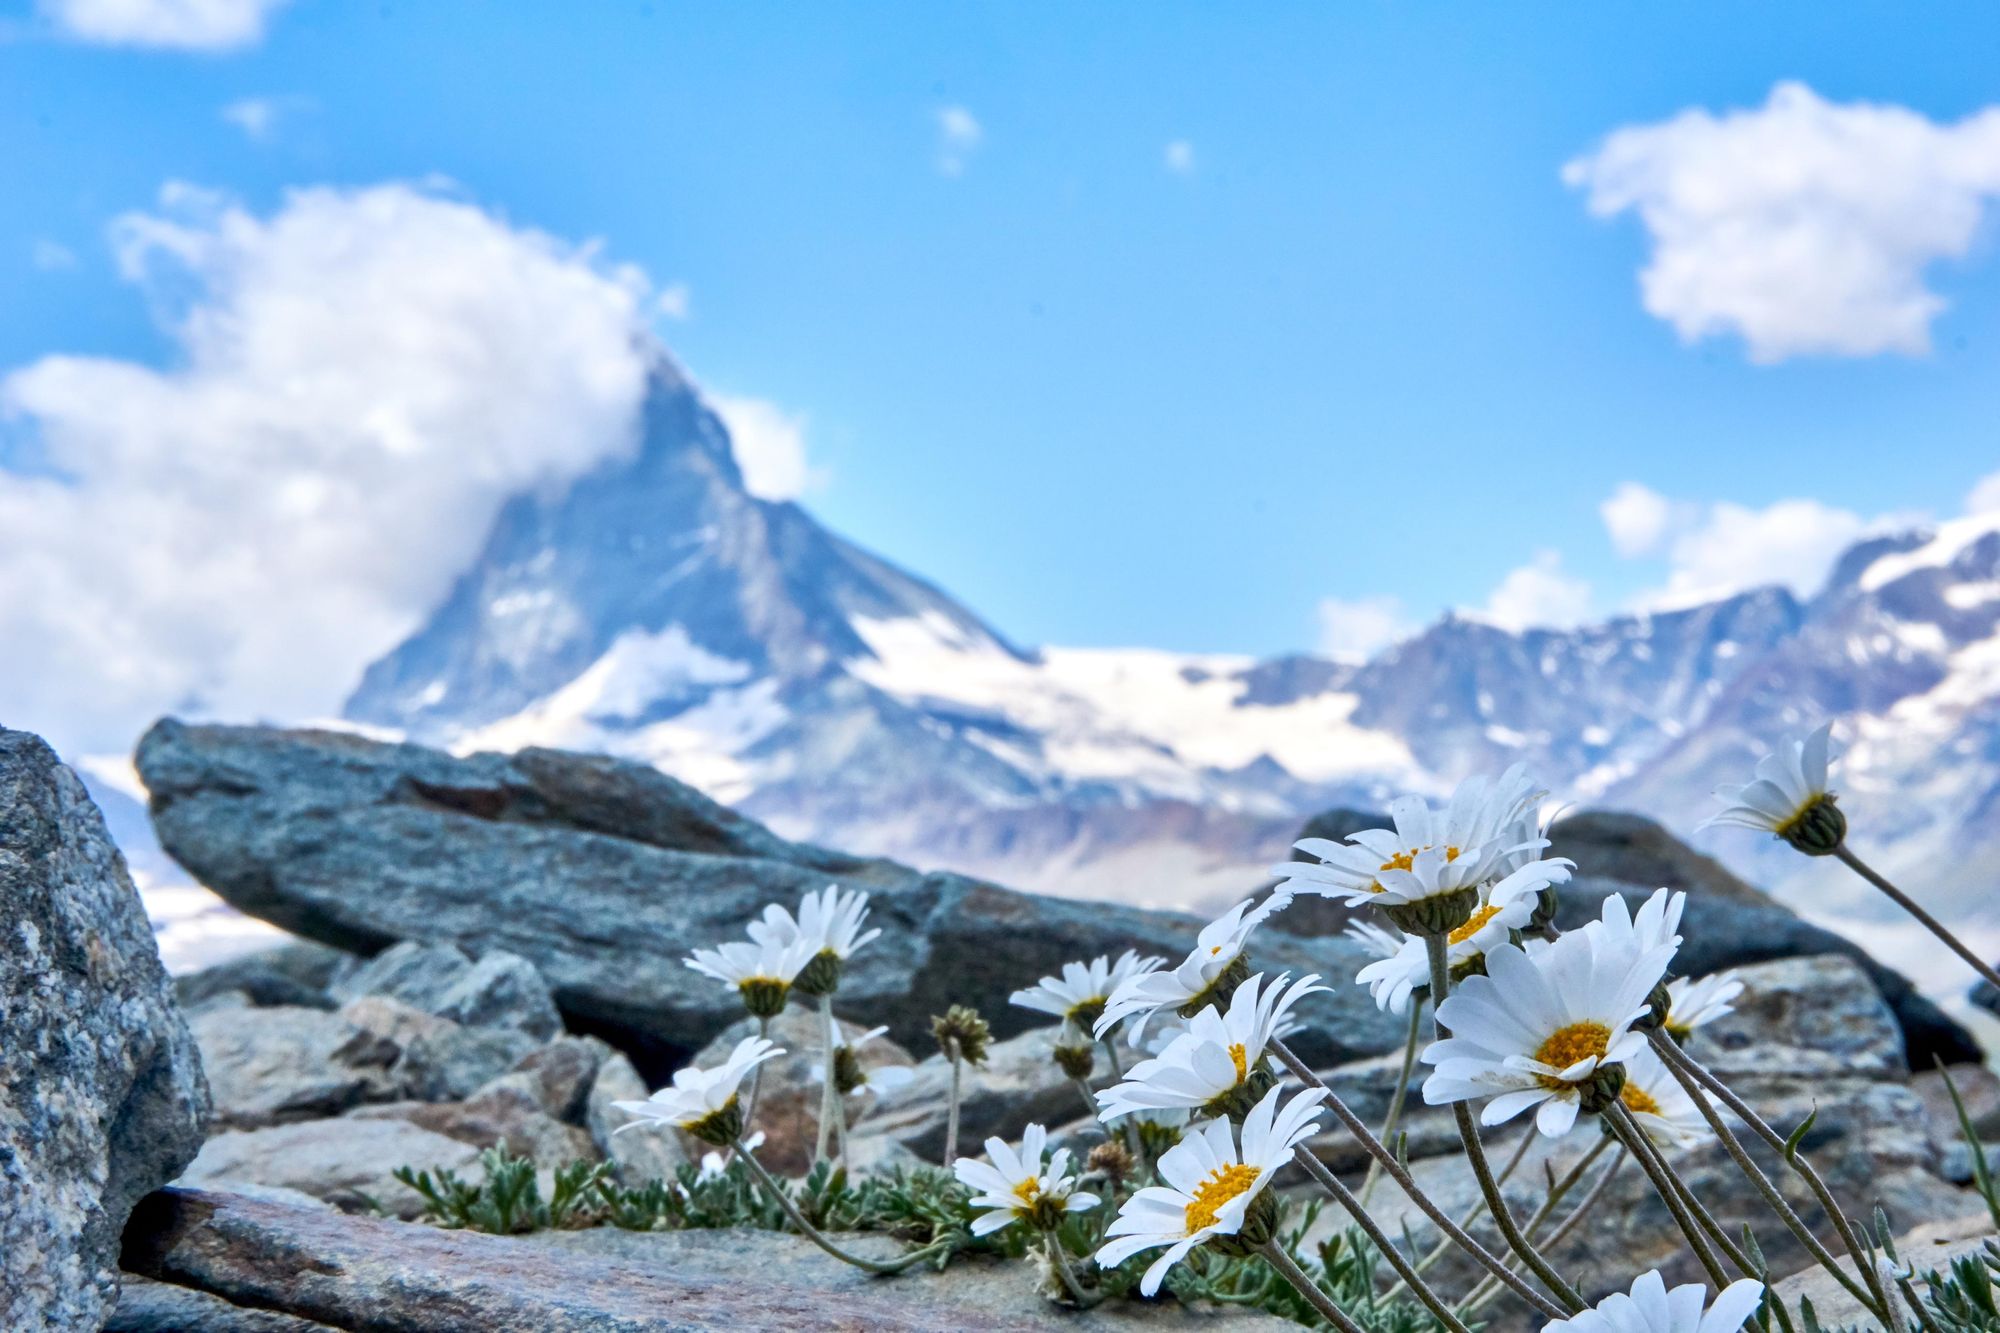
top-left (343, 357), bottom-right (2000, 957)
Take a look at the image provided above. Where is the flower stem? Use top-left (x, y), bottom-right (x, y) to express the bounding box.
top-left (1650, 1030), bottom-right (1899, 1323)
top-left (1258, 1239), bottom-right (1367, 1333)
top-left (1100, 1036), bottom-right (1147, 1166)
top-left (1423, 932), bottom-right (1587, 1314)
top-left (1386, 1124), bottom-right (1537, 1297)
top-left (741, 1014), bottom-right (771, 1142)
top-left (1288, 1146), bottom-right (1472, 1333)
top-left (734, 1139), bottom-right (942, 1275)
top-left (1463, 1142), bottom-right (1625, 1317)
top-left (942, 1040), bottom-right (964, 1167)
top-left (1602, 1102), bottom-right (1733, 1288)
top-left (814, 993), bottom-right (838, 1166)
top-left (1832, 845), bottom-right (2000, 992)
top-left (1360, 998), bottom-right (1425, 1209)
top-left (1267, 1035), bottom-right (1568, 1321)
top-left (1045, 1233), bottom-right (1103, 1309)
top-left (1644, 1032), bottom-right (1889, 1319)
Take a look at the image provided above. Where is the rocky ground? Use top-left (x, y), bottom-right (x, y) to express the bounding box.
top-left (6, 717), bottom-right (1998, 1331)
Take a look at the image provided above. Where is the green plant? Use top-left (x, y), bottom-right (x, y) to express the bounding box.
top-left (393, 1144), bottom-right (610, 1234)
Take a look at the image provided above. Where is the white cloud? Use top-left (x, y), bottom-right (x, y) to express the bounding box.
top-left (655, 282), bottom-right (692, 321)
top-left (1599, 480), bottom-right (1677, 557)
top-left (1164, 140), bottom-right (1195, 174)
top-left (1600, 486), bottom-right (1884, 607)
top-left (221, 96), bottom-right (279, 139)
top-left (1565, 82), bottom-right (2000, 362)
top-left (1969, 470), bottom-right (2000, 515)
top-left (30, 240), bottom-right (76, 271)
top-left (39, 0), bottom-right (288, 50)
top-left (936, 105), bottom-right (982, 176)
top-left (1478, 551), bottom-right (1593, 631)
top-left (708, 393), bottom-right (820, 502)
top-left (1315, 595), bottom-right (1412, 661)
top-left (0, 181), bottom-right (654, 757)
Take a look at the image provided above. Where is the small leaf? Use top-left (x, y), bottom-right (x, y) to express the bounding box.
top-left (1785, 1108), bottom-right (1819, 1163)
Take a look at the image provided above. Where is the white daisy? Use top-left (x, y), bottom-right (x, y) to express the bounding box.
top-left (1357, 879), bottom-right (1538, 1015)
top-left (1590, 888), bottom-right (1686, 960)
top-left (1344, 918), bottom-right (1405, 961)
top-left (1617, 1045), bottom-right (1710, 1152)
top-left (684, 935), bottom-right (818, 1018)
top-left (1664, 972), bottom-right (1745, 1041)
top-left (1275, 766), bottom-right (1548, 909)
top-left (1540, 1270), bottom-right (1764, 1333)
top-left (1095, 1083), bottom-right (1326, 1296)
top-left (1696, 723), bottom-right (1843, 854)
top-left (1095, 895), bottom-right (1292, 1038)
top-left (953, 1123), bottom-right (1101, 1236)
top-left (1011, 949), bottom-right (1165, 1030)
top-left (1097, 972), bottom-right (1326, 1122)
top-left (810, 1025), bottom-right (918, 1099)
top-left (1421, 925), bottom-right (1676, 1138)
top-left (696, 1130), bottom-right (766, 1181)
top-left (748, 884), bottom-right (882, 960)
top-left (611, 1036), bottom-right (782, 1145)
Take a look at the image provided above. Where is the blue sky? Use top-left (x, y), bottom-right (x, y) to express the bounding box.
top-left (6, 1), bottom-right (2000, 751)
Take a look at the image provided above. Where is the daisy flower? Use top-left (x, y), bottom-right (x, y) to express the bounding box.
top-left (1095, 895), bottom-right (1292, 1038)
top-left (1357, 880), bottom-right (1538, 1015)
top-left (1663, 972), bottom-right (1745, 1042)
top-left (953, 1123), bottom-right (1101, 1236)
top-left (1616, 1045), bottom-right (1710, 1152)
top-left (696, 1130), bottom-right (766, 1181)
top-left (1095, 1084), bottom-right (1326, 1296)
top-left (748, 885), bottom-right (883, 995)
top-left (1697, 723), bottom-right (1844, 856)
top-left (684, 935), bottom-right (818, 1019)
top-left (811, 1025), bottom-right (918, 1099)
top-left (1344, 918), bottom-right (1405, 961)
top-left (1098, 972), bottom-right (1326, 1122)
top-left (1421, 924), bottom-right (1675, 1138)
top-left (1011, 949), bottom-right (1165, 1031)
top-left (1590, 888), bottom-right (1686, 959)
top-left (611, 1036), bottom-right (782, 1146)
top-left (1541, 1270), bottom-right (1764, 1333)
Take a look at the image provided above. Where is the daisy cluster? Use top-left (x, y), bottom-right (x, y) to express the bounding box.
top-left (614, 729), bottom-right (1953, 1331)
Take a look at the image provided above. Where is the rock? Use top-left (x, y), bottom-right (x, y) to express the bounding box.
top-left (122, 1187), bottom-right (1290, 1331)
top-left (686, 1008), bottom-right (918, 1175)
top-left (1913, 1064), bottom-right (2000, 1140)
top-left (350, 1043), bottom-right (607, 1168)
top-left (1939, 1140), bottom-right (2000, 1185)
top-left (338, 993), bottom-right (541, 1101)
top-left (1672, 953), bottom-right (1905, 1080)
top-left (331, 938), bottom-right (563, 1041)
top-left (137, 719), bottom-right (1401, 1074)
top-left (175, 939), bottom-right (348, 1012)
top-left (513, 1036), bottom-right (611, 1124)
top-left (587, 1050), bottom-right (694, 1184)
top-left (0, 727), bottom-right (210, 1331)
top-left (1273, 803), bottom-right (1981, 1070)
top-left (1355, 1075), bottom-right (1970, 1327)
top-left (1771, 1212), bottom-right (1998, 1330)
top-left (108, 1275), bottom-right (343, 1332)
top-left (177, 1117), bottom-right (486, 1219)
top-left (1975, 978), bottom-right (1997, 1017)
top-left (190, 1004), bottom-right (399, 1128)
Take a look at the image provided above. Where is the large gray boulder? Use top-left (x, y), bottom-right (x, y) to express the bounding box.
top-left (136, 719), bottom-right (1402, 1073)
top-left (0, 727), bottom-right (211, 1330)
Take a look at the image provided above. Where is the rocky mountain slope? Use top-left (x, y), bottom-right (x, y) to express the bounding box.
top-left (323, 356), bottom-right (2000, 987)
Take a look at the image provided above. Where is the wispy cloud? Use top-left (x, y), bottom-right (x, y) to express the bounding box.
top-left (221, 96), bottom-right (284, 140)
top-left (38, 0), bottom-right (290, 51)
top-left (1475, 551), bottom-right (1592, 630)
top-left (30, 239), bottom-right (76, 271)
top-left (655, 282), bottom-right (692, 321)
top-left (1316, 594), bottom-right (1413, 660)
top-left (1566, 82), bottom-right (2000, 362)
top-left (935, 105), bottom-right (982, 176)
top-left (708, 392), bottom-right (824, 502)
top-left (1164, 140), bottom-right (1195, 174)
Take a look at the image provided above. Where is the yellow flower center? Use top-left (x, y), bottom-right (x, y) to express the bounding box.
top-left (1446, 902), bottom-right (1504, 946)
top-left (1621, 1084), bottom-right (1662, 1117)
top-left (1184, 1163), bottom-right (1262, 1233)
top-left (1532, 1022), bottom-right (1611, 1091)
top-left (1373, 844), bottom-right (1459, 891)
top-left (1012, 1176), bottom-right (1042, 1205)
top-left (1228, 1042), bottom-right (1248, 1085)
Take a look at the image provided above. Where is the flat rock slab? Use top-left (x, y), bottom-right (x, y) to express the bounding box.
top-left (124, 1189), bottom-right (1288, 1332)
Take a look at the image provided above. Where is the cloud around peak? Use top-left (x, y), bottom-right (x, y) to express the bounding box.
top-left (1566, 82), bottom-right (2000, 363)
